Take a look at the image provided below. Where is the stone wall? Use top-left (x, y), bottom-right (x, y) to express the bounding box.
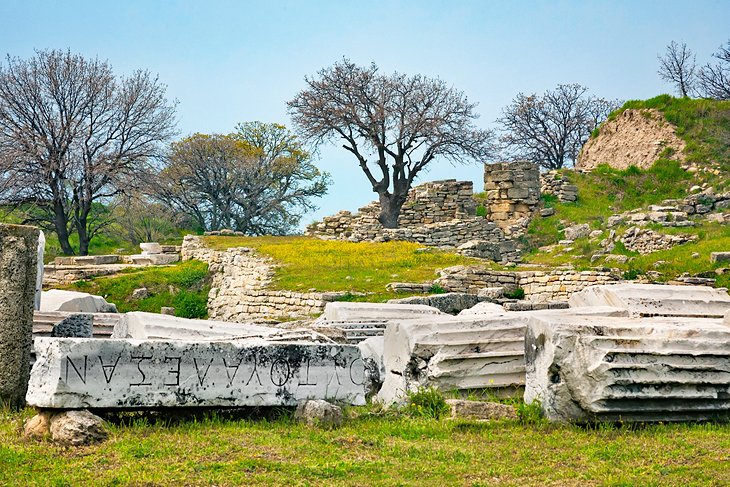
top-left (540, 171), bottom-right (578, 202)
top-left (434, 265), bottom-right (619, 303)
top-left (182, 236), bottom-right (337, 321)
top-left (483, 161), bottom-right (541, 234)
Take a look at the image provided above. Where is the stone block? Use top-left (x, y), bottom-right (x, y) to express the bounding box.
top-left (445, 399), bottom-right (517, 420)
top-left (129, 253), bottom-right (179, 265)
top-left (569, 283), bottom-right (730, 318)
top-left (27, 338), bottom-right (366, 408)
top-left (524, 314), bottom-right (730, 422)
top-left (295, 400), bottom-right (343, 428)
top-left (51, 314), bottom-right (93, 338)
top-left (111, 312), bottom-right (281, 340)
top-left (323, 302), bottom-right (443, 322)
top-left (139, 242), bottom-right (162, 254)
top-left (40, 290), bottom-right (117, 314)
top-left (710, 252), bottom-right (730, 264)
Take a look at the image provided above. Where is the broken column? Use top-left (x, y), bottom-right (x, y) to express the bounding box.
top-left (524, 314), bottom-right (730, 422)
top-left (0, 224), bottom-right (39, 408)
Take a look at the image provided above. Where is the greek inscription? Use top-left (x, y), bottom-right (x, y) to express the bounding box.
top-left (130, 354), bottom-right (152, 386)
top-left (270, 358), bottom-right (291, 387)
top-left (65, 356), bottom-right (88, 384)
top-left (223, 357), bottom-right (243, 386)
top-left (349, 358), bottom-right (365, 386)
top-left (246, 355), bottom-right (262, 386)
top-left (164, 356), bottom-right (182, 386)
top-left (193, 357), bottom-right (214, 386)
top-left (98, 354), bottom-right (122, 384)
top-left (298, 357), bottom-right (316, 386)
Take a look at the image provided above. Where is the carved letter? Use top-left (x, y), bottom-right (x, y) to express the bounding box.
top-left (270, 358), bottom-right (291, 387)
top-left (164, 356), bottom-right (182, 386)
top-left (98, 354), bottom-right (121, 384)
top-left (130, 354), bottom-right (152, 386)
top-left (65, 356), bottom-right (88, 384)
top-left (245, 355), bottom-right (262, 386)
top-left (223, 357), bottom-right (243, 386)
top-left (298, 357), bottom-right (316, 386)
top-left (193, 357), bottom-right (214, 386)
top-left (349, 358), bottom-right (365, 386)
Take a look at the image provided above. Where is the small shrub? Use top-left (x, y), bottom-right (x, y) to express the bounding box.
top-left (429, 284), bottom-right (446, 294)
top-left (622, 269), bottom-right (640, 280)
top-left (517, 400), bottom-right (544, 424)
top-left (405, 387), bottom-right (450, 419)
top-left (504, 287), bottom-right (525, 300)
top-left (173, 291), bottom-right (208, 319)
top-left (475, 205), bottom-right (487, 218)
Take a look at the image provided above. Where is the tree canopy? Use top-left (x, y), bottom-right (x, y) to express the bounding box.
top-left (154, 122), bottom-right (330, 235)
top-left (497, 84), bottom-right (621, 170)
top-left (287, 59), bottom-right (495, 228)
top-left (0, 49), bottom-right (176, 255)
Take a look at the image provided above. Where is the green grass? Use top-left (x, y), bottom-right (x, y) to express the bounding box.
top-left (62, 260), bottom-right (210, 318)
top-left (203, 236), bottom-right (480, 301)
top-left (601, 95), bottom-right (730, 190)
top-left (2, 406), bottom-right (729, 486)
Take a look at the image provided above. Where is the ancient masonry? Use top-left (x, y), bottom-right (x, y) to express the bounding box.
top-left (306, 162), bottom-right (542, 262)
top-left (182, 236), bottom-right (336, 321)
top-left (0, 224), bottom-right (39, 408)
top-left (540, 171), bottom-right (578, 202)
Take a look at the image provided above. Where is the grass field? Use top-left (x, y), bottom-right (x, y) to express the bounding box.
top-left (1, 406), bottom-right (729, 486)
top-left (64, 260), bottom-right (210, 318)
top-left (204, 236), bottom-right (481, 301)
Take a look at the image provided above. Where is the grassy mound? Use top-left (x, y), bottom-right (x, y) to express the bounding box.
top-left (64, 260), bottom-right (210, 318)
top-left (598, 95), bottom-right (730, 190)
top-left (204, 236), bottom-right (480, 301)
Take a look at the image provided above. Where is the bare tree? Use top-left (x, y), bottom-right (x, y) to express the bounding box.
top-left (698, 40), bottom-right (730, 100)
top-left (155, 123), bottom-right (330, 235)
top-left (658, 41), bottom-right (697, 97)
top-left (497, 84), bottom-right (622, 170)
top-left (0, 49), bottom-right (176, 254)
top-left (287, 59), bottom-right (495, 228)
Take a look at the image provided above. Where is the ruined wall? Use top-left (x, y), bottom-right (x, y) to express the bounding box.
top-left (182, 236), bottom-right (335, 321)
top-left (434, 265), bottom-right (619, 303)
top-left (483, 161), bottom-right (541, 234)
top-left (540, 171), bottom-right (578, 202)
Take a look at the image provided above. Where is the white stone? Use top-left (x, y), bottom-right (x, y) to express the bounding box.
top-left (524, 314), bottom-right (730, 422)
top-left (323, 302), bottom-right (443, 322)
top-left (50, 410), bottom-right (107, 445)
top-left (129, 253), bottom-right (179, 265)
top-left (27, 337), bottom-right (366, 408)
top-left (295, 399), bottom-right (343, 428)
top-left (458, 302), bottom-right (507, 316)
top-left (112, 312), bottom-right (279, 340)
top-left (357, 336), bottom-right (385, 396)
top-left (377, 307), bottom-right (629, 405)
top-left (40, 290), bottom-right (117, 314)
top-left (569, 283), bottom-right (730, 318)
top-left (139, 242), bottom-right (162, 254)
top-left (564, 224), bottom-right (591, 241)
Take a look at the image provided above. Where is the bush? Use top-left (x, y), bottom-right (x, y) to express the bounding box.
top-left (504, 287), bottom-right (525, 299)
top-left (405, 387), bottom-right (450, 419)
top-left (517, 401), bottom-right (544, 424)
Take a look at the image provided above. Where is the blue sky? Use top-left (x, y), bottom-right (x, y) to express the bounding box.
top-left (2, 0), bottom-right (729, 226)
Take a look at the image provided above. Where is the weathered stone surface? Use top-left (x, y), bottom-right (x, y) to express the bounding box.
top-left (0, 224), bottom-right (39, 408)
top-left (524, 314), bottom-right (730, 422)
top-left (27, 338), bottom-right (366, 408)
top-left (294, 399), bottom-right (343, 428)
top-left (23, 410), bottom-right (53, 439)
top-left (564, 224), bottom-right (590, 241)
top-left (111, 312), bottom-right (276, 340)
top-left (323, 302), bottom-right (443, 322)
top-left (35, 231), bottom-right (45, 311)
top-left (50, 410), bottom-right (108, 445)
top-left (139, 242), bottom-right (162, 254)
top-left (445, 399), bottom-right (517, 420)
top-left (357, 336), bottom-right (384, 397)
top-left (569, 283), bottom-right (730, 318)
top-left (388, 293), bottom-right (482, 314)
top-left (51, 314), bottom-right (93, 338)
top-left (377, 307), bottom-right (629, 404)
top-left (711, 252), bottom-right (730, 264)
top-left (129, 253), bottom-right (179, 265)
top-left (458, 302), bottom-right (506, 316)
top-left (40, 290), bottom-right (118, 314)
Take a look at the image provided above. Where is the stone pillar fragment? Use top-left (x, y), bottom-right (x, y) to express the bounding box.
top-left (0, 224), bottom-right (39, 408)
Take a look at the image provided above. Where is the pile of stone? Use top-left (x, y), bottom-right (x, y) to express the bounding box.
top-left (540, 171), bottom-right (578, 202)
top-left (619, 226), bottom-right (697, 254)
top-left (607, 192), bottom-right (730, 228)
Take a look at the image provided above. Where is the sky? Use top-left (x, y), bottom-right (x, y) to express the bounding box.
top-left (1, 0), bottom-right (729, 227)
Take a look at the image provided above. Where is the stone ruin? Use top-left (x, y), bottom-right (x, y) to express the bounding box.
top-left (306, 161), bottom-right (542, 262)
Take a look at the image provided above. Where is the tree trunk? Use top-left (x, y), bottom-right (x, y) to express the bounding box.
top-left (378, 192), bottom-right (404, 229)
top-left (53, 203), bottom-right (75, 255)
top-left (77, 219), bottom-right (89, 256)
